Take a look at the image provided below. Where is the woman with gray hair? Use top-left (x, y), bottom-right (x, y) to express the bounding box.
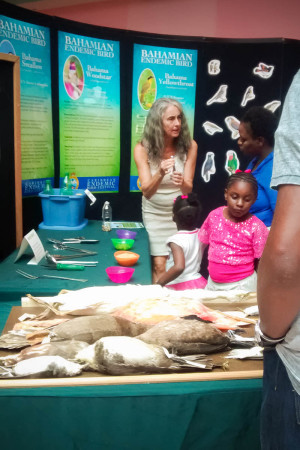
top-left (134, 98), bottom-right (198, 282)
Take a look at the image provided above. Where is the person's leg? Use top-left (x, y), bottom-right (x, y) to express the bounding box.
top-left (261, 349), bottom-right (300, 449)
top-left (152, 255), bottom-right (167, 283)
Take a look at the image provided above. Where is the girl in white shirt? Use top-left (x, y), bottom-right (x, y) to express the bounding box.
top-left (156, 193), bottom-right (207, 290)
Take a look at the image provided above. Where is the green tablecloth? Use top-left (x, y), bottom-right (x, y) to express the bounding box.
top-left (0, 222), bottom-right (262, 449)
top-left (0, 379), bottom-right (262, 450)
top-left (0, 221), bottom-right (152, 303)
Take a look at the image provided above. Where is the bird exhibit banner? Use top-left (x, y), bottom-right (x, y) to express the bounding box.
top-left (130, 44), bottom-right (198, 191)
top-left (0, 15), bottom-right (54, 196)
top-left (58, 31), bottom-right (120, 192)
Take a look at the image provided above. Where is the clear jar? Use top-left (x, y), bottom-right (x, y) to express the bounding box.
top-left (60, 173), bottom-right (73, 195)
top-left (102, 201), bottom-right (112, 231)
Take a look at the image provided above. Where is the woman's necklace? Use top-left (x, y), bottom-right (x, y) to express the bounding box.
top-left (163, 145), bottom-right (176, 159)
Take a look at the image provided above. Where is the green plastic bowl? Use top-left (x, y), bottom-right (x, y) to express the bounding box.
top-left (111, 238), bottom-right (134, 250)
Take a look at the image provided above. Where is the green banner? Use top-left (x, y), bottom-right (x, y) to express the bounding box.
top-left (58, 32), bottom-right (120, 192)
top-left (0, 15), bottom-right (54, 196)
top-left (130, 44), bottom-right (198, 191)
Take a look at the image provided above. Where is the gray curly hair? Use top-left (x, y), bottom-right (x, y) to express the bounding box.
top-left (141, 98), bottom-right (192, 163)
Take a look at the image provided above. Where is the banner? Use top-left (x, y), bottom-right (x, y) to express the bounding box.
top-left (58, 31), bottom-right (120, 192)
top-left (0, 15), bottom-right (54, 196)
top-left (130, 44), bottom-right (198, 191)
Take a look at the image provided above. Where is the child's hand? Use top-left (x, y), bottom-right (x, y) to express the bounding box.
top-left (171, 171), bottom-right (184, 186)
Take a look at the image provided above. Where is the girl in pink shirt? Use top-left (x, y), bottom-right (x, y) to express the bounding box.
top-left (156, 193), bottom-right (207, 290)
top-left (199, 172), bottom-right (269, 291)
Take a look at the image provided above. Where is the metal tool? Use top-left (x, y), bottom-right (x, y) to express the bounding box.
top-left (45, 252), bottom-right (85, 270)
top-left (16, 269), bottom-right (88, 282)
top-left (47, 238), bottom-right (97, 255)
top-left (56, 260), bottom-right (98, 266)
top-left (62, 238), bottom-right (99, 244)
top-left (51, 253), bottom-right (97, 260)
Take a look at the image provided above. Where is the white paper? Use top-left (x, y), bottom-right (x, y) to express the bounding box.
top-left (14, 229), bottom-right (45, 265)
top-left (243, 305), bottom-right (259, 316)
top-left (84, 189), bottom-right (96, 206)
top-left (18, 313), bottom-right (37, 322)
top-left (225, 347), bottom-right (263, 360)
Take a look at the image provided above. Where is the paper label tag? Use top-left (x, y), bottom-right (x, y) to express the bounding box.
top-left (85, 189), bottom-right (96, 206)
top-left (18, 313), bottom-right (37, 322)
top-left (14, 229), bottom-right (45, 265)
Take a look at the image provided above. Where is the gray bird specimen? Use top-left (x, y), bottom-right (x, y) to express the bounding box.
top-left (75, 336), bottom-right (215, 375)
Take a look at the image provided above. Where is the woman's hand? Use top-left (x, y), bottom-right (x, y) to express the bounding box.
top-left (134, 143), bottom-right (174, 199)
top-left (171, 171), bottom-right (184, 186)
top-left (160, 158), bottom-right (175, 176)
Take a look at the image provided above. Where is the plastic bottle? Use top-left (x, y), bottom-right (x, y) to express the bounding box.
top-left (102, 201), bottom-right (112, 231)
top-left (43, 179), bottom-right (54, 195)
top-left (60, 172), bottom-right (73, 195)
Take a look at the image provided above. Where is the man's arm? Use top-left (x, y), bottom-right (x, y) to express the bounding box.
top-left (257, 184), bottom-right (300, 338)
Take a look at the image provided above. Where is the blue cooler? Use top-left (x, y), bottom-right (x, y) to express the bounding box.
top-left (38, 188), bottom-right (88, 230)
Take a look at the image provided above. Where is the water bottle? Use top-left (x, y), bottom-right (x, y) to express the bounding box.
top-left (60, 172), bottom-right (73, 195)
top-left (43, 179), bottom-right (54, 195)
top-left (102, 201), bottom-right (112, 231)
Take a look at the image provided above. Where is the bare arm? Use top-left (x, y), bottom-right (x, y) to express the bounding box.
top-left (171, 140), bottom-right (198, 194)
top-left (133, 143), bottom-right (174, 199)
top-left (156, 243), bottom-right (185, 286)
top-left (257, 185), bottom-right (300, 338)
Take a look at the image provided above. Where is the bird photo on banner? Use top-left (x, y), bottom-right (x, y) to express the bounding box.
top-left (138, 68), bottom-right (156, 110)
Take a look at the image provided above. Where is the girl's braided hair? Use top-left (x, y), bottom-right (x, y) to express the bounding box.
top-left (226, 172), bottom-right (258, 199)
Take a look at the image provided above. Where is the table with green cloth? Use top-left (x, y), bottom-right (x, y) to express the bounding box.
top-left (0, 221), bottom-right (151, 332)
top-left (0, 220), bottom-right (151, 307)
top-left (0, 222), bottom-right (262, 450)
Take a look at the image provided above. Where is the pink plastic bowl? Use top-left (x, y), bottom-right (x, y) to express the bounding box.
top-left (105, 266), bottom-right (135, 283)
top-left (116, 229), bottom-right (137, 240)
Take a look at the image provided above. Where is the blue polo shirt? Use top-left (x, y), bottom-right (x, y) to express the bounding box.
top-left (247, 151), bottom-right (277, 227)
